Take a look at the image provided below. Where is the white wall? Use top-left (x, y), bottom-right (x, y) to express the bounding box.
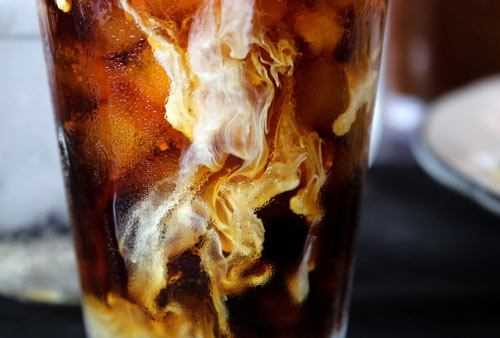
top-left (0, 0), bottom-right (68, 229)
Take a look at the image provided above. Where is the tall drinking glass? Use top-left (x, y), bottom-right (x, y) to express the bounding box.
top-left (38, 1), bottom-right (387, 337)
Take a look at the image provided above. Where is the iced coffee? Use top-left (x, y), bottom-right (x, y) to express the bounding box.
top-left (38, 0), bottom-right (387, 337)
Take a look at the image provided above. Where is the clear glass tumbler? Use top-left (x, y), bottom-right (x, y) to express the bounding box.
top-left (38, 0), bottom-right (387, 337)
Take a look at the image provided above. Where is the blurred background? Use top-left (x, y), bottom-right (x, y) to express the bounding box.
top-left (1, 0), bottom-right (500, 337)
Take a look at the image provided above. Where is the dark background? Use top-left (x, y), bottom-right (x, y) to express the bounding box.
top-left (2, 161), bottom-right (500, 338)
top-left (388, 0), bottom-right (500, 100)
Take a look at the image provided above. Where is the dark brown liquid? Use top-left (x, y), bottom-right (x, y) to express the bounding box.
top-left (39, 1), bottom-right (386, 337)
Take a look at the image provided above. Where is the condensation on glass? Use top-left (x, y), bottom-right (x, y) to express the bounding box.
top-left (38, 1), bottom-right (386, 337)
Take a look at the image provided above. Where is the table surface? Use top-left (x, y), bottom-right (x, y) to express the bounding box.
top-left (1, 163), bottom-right (500, 338)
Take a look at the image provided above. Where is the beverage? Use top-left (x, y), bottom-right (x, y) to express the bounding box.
top-left (38, 1), bottom-right (386, 337)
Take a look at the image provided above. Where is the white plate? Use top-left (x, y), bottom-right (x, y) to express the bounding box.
top-left (413, 77), bottom-right (500, 216)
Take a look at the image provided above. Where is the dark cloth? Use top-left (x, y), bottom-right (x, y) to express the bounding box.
top-left (1, 164), bottom-right (499, 338)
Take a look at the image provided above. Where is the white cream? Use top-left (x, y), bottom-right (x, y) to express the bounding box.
top-left (116, 0), bottom-right (329, 336)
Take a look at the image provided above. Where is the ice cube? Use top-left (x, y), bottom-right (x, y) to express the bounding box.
top-left (294, 5), bottom-right (344, 55)
top-left (130, 0), bottom-right (201, 20)
top-left (81, 101), bottom-right (163, 179)
top-left (96, 8), bottom-right (144, 55)
top-left (129, 48), bottom-right (170, 108)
